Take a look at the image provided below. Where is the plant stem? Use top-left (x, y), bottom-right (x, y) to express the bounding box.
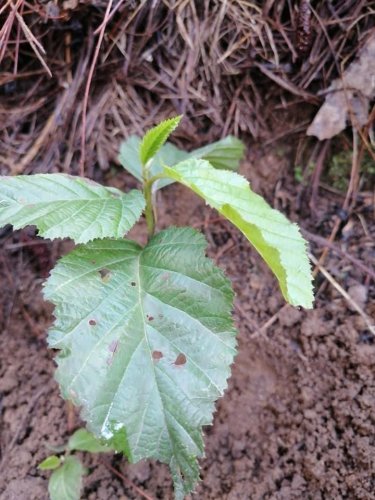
top-left (143, 179), bottom-right (155, 239)
top-left (141, 160), bottom-right (154, 239)
top-left (142, 164), bottom-right (168, 239)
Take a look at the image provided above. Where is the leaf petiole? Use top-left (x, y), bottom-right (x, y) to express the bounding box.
top-left (142, 172), bottom-right (172, 239)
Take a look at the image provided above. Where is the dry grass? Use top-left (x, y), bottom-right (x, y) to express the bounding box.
top-left (0, 0), bottom-right (374, 176)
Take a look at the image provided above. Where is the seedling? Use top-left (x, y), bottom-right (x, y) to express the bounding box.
top-left (0, 116), bottom-right (313, 499)
top-left (38, 428), bottom-right (112, 500)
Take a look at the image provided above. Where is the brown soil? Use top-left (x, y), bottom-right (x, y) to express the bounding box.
top-left (0, 152), bottom-right (374, 500)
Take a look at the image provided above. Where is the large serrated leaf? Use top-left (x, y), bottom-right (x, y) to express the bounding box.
top-left (164, 160), bottom-right (313, 308)
top-left (140, 116), bottom-right (182, 167)
top-left (0, 174), bottom-right (145, 243)
top-left (48, 456), bottom-right (84, 500)
top-left (119, 135), bottom-right (244, 189)
top-left (44, 227), bottom-right (236, 498)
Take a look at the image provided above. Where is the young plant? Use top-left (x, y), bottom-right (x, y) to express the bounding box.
top-left (38, 428), bottom-right (112, 500)
top-left (0, 116), bottom-right (313, 499)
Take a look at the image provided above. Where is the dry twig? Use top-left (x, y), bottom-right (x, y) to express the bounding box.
top-left (309, 252), bottom-right (374, 336)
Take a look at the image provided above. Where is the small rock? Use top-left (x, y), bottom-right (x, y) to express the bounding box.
top-left (291, 474), bottom-right (306, 489)
top-left (348, 284), bottom-right (368, 311)
top-left (300, 386), bottom-right (315, 406)
top-left (232, 440), bottom-right (245, 459)
top-left (127, 460), bottom-right (151, 483)
top-left (303, 409), bottom-right (317, 420)
top-left (0, 368), bottom-right (18, 392)
top-left (278, 306), bottom-right (302, 327)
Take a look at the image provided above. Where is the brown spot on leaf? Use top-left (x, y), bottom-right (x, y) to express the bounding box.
top-left (108, 340), bottom-right (119, 353)
top-left (99, 268), bottom-right (111, 282)
top-left (131, 281), bottom-right (136, 287)
top-left (174, 353), bottom-right (187, 366)
top-left (161, 273), bottom-right (170, 281)
top-left (152, 351), bottom-right (163, 361)
top-left (89, 319), bottom-right (96, 326)
top-left (91, 260), bottom-right (96, 264)
top-left (107, 340), bottom-right (119, 366)
top-left (147, 315), bottom-right (154, 321)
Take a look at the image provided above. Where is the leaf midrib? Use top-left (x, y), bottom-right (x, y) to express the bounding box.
top-left (135, 253), bottom-right (174, 460)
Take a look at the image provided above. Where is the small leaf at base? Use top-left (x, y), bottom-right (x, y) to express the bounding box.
top-left (48, 456), bottom-right (84, 500)
top-left (38, 455), bottom-right (61, 470)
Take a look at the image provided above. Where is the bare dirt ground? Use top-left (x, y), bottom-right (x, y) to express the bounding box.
top-left (1, 2), bottom-right (375, 498)
top-left (1, 150), bottom-right (374, 500)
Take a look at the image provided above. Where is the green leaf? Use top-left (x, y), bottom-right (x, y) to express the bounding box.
top-left (68, 428), bottom-right (112, 453)
top-left (192, 136), bottom-right (245, 171)
top-left (140, 116), bottom-right (182, 167)
top-left (164, 160), bottom-right (314, 308)
top-left (38, 455), bottom-right (61, 470)
top-left (119, 136), bottom-right (187, 188)
top-left (48, 456), bottom-right (84, 500)
top-left (119, 135), bottom-right (244, 190)
top-left (0, 174), bottom-right (145, 244)
top-left (44, 227), bottom-right (236, 498)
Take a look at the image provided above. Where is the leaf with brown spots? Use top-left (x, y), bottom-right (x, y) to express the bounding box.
top-left (44, 227), bottom-right (236, 499)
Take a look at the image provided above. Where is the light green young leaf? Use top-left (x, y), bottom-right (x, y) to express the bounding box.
top-left (119, 135), bottom-right (244, 189)
top-left (140, 116), bottom-right (182, 167)
top-left (48, 456), bottom-right (84, 500)
top-left (0, 174), bottom-right (145, 244)
top-left (68, 428), bottom-right (112, 453)
top-left (44, 227), bottom-right (236, 499)
top-left (164, 160), bottom-right (314, 308)
top-left (119, 136), bottom-right (186, 188)
top-left (38, 455), bottom-right (61, 470)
